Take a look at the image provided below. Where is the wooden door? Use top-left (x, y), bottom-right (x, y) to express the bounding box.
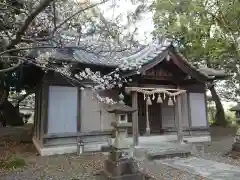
top-left (149, 97), bottom-right (162, 134)
top-left (138, 94), bottom-right (162, 135)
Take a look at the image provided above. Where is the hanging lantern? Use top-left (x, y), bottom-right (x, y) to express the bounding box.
top-left (168, 97), bottom-right (174, 106)
top-left (173, 96), bottom-right (176, 103)
top-left (157, 94), bottom-right (163, 103)
top-left (163, 93), bottom-right (166, 100)
top-left (152, 93), bottom-right (155, 100)
top-left (146, 96), bottom-right (152, 105)
top-left (166, 54), bottom-right (170, 61)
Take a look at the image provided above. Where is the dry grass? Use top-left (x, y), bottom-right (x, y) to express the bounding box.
top-left (0, 125), bottom-right (37, 175)
top-left (0, 125), bottom-right (107, 179)
top-left (0, 157), bottom-right (26, 170)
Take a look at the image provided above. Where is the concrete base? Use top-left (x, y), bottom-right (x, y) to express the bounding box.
top-left (33, 134), bottom-right (211, 156)
top-left (134, 141), bottom-right (192, 160)
top-left (33, 137), bottom-right (108, 156)
top-left (109, 135), bottom-right (211, 146)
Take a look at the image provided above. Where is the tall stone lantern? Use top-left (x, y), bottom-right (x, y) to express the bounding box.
top-left (230, 104), bottom-right (240, 151)
top-left (106, 103), bottom-right (136, 160)
top-left (98, 98), bottom-right (145, 179)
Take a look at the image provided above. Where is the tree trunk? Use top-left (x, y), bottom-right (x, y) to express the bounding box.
top-left (0, 99), bottom-right (24, 126)
top-left (208, 83), bottom-right (227, 126)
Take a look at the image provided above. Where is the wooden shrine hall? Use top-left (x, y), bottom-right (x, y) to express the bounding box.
top-left (31, 40), bottom-right (226, 155)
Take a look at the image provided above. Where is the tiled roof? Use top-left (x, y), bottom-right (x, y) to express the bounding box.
top-left (28, 38), bottom-right (228, 81)
top-left (49, 39), bottom-right (172, 70)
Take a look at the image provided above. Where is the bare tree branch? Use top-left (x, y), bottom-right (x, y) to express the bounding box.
top-left (0, 58), bottom-right (21, 73)
top-left (52, 0), bottom-right (109, 34)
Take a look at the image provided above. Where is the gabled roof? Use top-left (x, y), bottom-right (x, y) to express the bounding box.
top-left (121, 43), bottom-right (211, 82)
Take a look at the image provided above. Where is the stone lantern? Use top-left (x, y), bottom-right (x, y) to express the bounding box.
top-left (230, 104), bottom-right (240, 151)
top-left (105, 103), bottom-right (136, 159)
top-left (98, 101), bottom-right (145, 179)
top-left (230, 104), bottom-right (240, 121)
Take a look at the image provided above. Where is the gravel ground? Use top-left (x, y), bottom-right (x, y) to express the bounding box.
top-left (0, 126), bottom-right (106, 180)
top-left (194, 136), bottom-right (240, 166)
top-left (0, 153), bottom-right (106, 180)
top-left (0, 126), bottom-right (239, 180)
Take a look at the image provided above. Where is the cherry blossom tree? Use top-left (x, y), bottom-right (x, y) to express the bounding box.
top-left (0, 0), bottom-right (149, 126)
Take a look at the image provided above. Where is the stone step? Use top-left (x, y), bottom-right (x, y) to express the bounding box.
top-left (147, 150), bottom-right (191, 160)
top-left (134, 142), bottom-right (193, 160)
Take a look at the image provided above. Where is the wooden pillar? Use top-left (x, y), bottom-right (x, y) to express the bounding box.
top-left (132, 91), bottom-right (139, 146)
top-left (77, 88), bottom-right (81, 132)
top-left (177, 94), bottom-right (183, 143)
top-left (145, 102), bottom-right (150, 135)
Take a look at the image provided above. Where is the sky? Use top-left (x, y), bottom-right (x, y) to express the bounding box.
top-left (96, 0), bottom-right (154, 44)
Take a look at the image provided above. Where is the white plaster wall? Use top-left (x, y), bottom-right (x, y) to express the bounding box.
top-left (47, 86), bottom-right (78, 134)
top-left (189, 93), bottom-right (207, 127)
top-left (80, 88), bottom-right (115, 132)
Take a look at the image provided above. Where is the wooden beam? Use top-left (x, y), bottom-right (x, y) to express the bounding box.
top-left (204, 92), bottom-right (209, 127)
top-left (131, 91), bottom-right (139, 146)
top-left (42, 84), bottom-right (49, 135)
top-left (177, 95), bottom-right (183, 143)
top-left (33, 88), bottom-right (38, 138)
top-left (77, 88), bottom-right (81, 132)
top-left (126, 87), bottom-right (186, 92)
top-left (145, 102), bottom-right (150, 135)
top-left (187, 92), bottom-right (192, 131)
top-left (40, 84), bottom-right (49, 146)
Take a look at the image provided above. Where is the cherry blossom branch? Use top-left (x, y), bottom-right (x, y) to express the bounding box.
top-left (7, 0), bottom-right (55, 50)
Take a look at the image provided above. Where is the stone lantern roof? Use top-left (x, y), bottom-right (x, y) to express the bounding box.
top-left (105, 103), bottom-right (137, 114)
top-left (230, 104), bottom-right (240, 112)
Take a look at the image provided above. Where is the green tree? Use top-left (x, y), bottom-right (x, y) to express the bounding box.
top-left (152, 0), bottom-right (240, 126)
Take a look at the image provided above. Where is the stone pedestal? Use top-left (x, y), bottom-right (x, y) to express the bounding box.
top-left (230, 104), bottom-right (240, 152)
top-left (232, 127), bottom-right (240, 151)
top-left (97, 157), bottom-right (145, 180)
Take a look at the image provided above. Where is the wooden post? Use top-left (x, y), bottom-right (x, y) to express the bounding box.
top-left (177, 94), bottom-right (183, 143)
top-left (77, 88), bottom-right (81, 132)
top-left (132, 91), bottom-right (139, 146)
top-left (145, 102), bottom-right (150, 136)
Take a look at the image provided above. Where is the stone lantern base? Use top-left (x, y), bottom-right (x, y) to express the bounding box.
top-left (232, 127), bottom-right (240, 151)
top-left (96, 155), bottom-right (146, 180)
